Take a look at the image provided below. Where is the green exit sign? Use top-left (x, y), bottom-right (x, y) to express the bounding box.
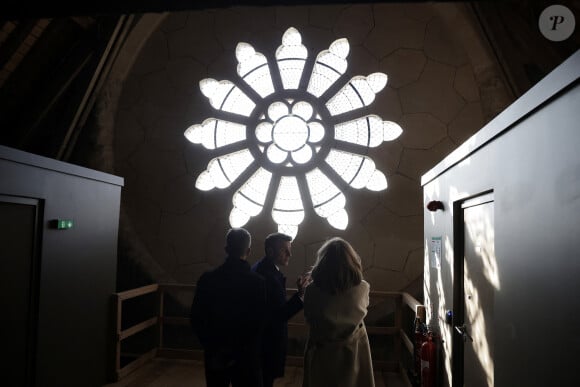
top-left (56, 219), bottom-right (74, 229)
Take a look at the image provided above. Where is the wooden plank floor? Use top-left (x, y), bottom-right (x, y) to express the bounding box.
top-left (103, 358), bottom-right (410, 387)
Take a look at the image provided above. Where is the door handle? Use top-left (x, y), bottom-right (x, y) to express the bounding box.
top-left (455, 324), bottom-right (474, 342)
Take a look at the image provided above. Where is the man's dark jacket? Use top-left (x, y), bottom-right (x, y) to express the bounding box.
top-left (191, 257), bottom-right (266, 369)
top-left (251, 257), bottom-right (303, 378)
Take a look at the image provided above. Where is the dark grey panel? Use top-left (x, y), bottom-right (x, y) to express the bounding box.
top-left (0, 144), bottom-right (124, 187)
top-left (0, 148), bottom-right (123, 386)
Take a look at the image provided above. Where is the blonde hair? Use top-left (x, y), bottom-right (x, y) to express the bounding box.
top-left (311, 237), bottom-right (363, 294)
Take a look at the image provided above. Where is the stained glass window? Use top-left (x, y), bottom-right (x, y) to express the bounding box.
top-left (185, 28), bottom-right (402, 238)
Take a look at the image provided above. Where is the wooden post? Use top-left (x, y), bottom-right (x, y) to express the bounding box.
top-left (158, 288), bottom-right (164, 349)
top-left (115, 295), bottom-right (122, 380)
top-left (416, 305), bottom-right (426, 323)
top-left (394, 294), bottom-right (402, 364)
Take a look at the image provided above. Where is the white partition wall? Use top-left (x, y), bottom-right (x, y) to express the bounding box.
top-left (421, 51), bottom-right (580, 387)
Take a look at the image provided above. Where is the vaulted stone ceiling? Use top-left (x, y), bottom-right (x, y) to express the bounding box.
top-left (1, 1), bottom-right (577, 160)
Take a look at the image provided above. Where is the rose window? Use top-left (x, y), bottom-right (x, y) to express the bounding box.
top-left (184, 27), bottom-right (403, 238)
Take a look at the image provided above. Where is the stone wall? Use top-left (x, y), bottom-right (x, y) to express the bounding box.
top-left (102, 2), bottom-right (512, 295)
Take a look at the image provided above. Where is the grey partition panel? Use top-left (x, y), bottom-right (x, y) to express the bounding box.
top-left (0, 145), bottom-right (124, 387)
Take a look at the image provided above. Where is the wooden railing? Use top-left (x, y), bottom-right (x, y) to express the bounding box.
top-left (113, 283), bottom-right (423, 383)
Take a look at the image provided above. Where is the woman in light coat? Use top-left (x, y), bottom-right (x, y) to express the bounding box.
top-left (302, 237), bottom-right (375, 387)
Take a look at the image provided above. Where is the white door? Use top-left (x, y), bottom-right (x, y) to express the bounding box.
top-left (460, 193), bottom-right (496, 387)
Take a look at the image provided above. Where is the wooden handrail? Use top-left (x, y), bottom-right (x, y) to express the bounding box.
top-left (402, 291), bottom-right (422, 311)
top-left (116, 348), bottom-right (156, 380)
top-left (401, 328), bottom-right (414, 355)
top-left (118, 317), bottom-right (158, 340)
top-left (116, 283), bottom-right (158, 300)
top-left (113, 283), bottom-right (423, 381)
top-left (113, 284), bottom-right (160, 380)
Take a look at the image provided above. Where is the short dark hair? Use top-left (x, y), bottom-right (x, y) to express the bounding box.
top-left (311, 237), bottom-right (363, 294)
top-left (264, 232), bottom-right (292, 255)
top-left (225, 228), bottom-right (251, 258)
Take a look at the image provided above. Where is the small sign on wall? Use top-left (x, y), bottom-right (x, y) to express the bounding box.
top-left (430, 236), bottom-right (442, 269)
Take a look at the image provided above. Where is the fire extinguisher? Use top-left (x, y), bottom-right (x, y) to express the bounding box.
top-left (420, 331), bottom-right (437, 387)
top-left (413, 318), bottom-right (426, 384)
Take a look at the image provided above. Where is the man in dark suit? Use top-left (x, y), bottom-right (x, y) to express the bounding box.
top-left (251, 232), bottom-right (310, 387)
top-left (191, 228), bottom-right (266, 387)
